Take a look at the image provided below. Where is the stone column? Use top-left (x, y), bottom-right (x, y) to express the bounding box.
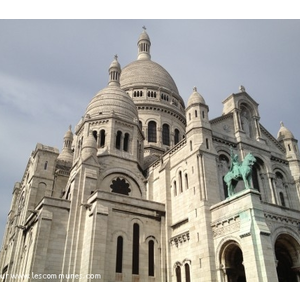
top-left (238, 190), bottom-right (278, 282)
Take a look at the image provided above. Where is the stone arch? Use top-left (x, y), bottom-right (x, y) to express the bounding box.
top-left (218, 239), bottom-right (246, 282)
top-left (273, 168), bottom-right (290, 207)
top-left (251, 155), bottom-right (267, 199)
top-left (238, 101), bottom-right (256, 138)
top-left (274, 233), bottom-right (300, 281)
top-left (100, 168), bottom-right (145, 198)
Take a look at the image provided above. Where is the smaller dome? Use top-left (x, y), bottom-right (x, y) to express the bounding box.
top-left (277, 122), bottom-right (294, 141)
top-left (64, 125), bottom-right (73, 139)
top-left (187, 87), bottom-right (205, 107)
top-left (138, 29), bottom-right (150, 43)
top-left (81, 132), bottom-right (97, 161)
top-left (82, 133), bottom-right (97, 149)
top-left (109, 55), bottom-right (121, 71)
top-left (86, 56), bottom-right (139, 121)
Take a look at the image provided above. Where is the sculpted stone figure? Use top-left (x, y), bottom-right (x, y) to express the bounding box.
top-left (224, 148), bottom-right (256, 197)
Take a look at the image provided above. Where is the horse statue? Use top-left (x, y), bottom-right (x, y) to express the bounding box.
top-left (224, 151), bottom-right (256, 197)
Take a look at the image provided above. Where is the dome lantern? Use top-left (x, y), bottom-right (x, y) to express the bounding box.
top-left (137, 26), bottom-right (151, 61)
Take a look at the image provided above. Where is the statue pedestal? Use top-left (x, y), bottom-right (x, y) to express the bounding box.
top-left (211, 189), bottom-right (278, 282)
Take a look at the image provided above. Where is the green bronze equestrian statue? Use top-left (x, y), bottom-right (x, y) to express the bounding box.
top-left (224, 148), bottom-right (256, 197)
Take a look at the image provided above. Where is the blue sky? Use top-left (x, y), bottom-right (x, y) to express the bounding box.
top-left (0, 18), bottom-right (300, 242)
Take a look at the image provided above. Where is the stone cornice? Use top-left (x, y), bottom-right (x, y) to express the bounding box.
top-left (170, 231), bottom-right (190, 247)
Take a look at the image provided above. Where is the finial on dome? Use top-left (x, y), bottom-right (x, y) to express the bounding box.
top-left (68, 125), bottom-right (72, 131)
top-left (280, 121), bottom-right (284, 127)
top-left (193, 86), bottom-right (197, 92)
top-left (142, 25), bottom-right (147, 31)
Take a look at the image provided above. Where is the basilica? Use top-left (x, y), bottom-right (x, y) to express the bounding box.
top-left (1, 28), bottom-right (300, 282)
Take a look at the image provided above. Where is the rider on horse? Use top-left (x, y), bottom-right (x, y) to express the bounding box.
top-left (230, 148), bottom-right (240, 179)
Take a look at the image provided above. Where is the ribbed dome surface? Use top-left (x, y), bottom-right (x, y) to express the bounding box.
top-left (120, 60), bottom-right (179, 94)
top-left (85, 86), bottom-right (139, 121)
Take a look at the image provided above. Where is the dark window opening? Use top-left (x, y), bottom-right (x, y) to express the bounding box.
top-left (162, 124), bottom-right (170, 146)
top-left (280, 192), bottom-right (286, 207)
top-left (174, 181), bottom-right (177, 196)
top-left (148, 240), bottom-right (154, 276)
top-left (116, 131), bottom-right (122, 150)
top-left (176, 265), bottom-right (181, 282)
top-left (179, 171), bottom-right (183, 193)
top-left (110, 177), bottom-right (131, 196)
top-left (185, 173), bottom-right (189, 189)
top-left (132, 223), bottom-right (140, 275)
top-left (93, 130), bottom-right (97, 141)
top-left (116, 236), bottom-right (123, 273)
top-left (185, 263), bottom-right (191, 282)
top-left (174, 129), bottom-right (180, 145)
top-left (148, 121), bottom-right (157, 143)
top-left (100, 130), bottom-right (105, 147)
top-left (124, 133), bottom-right (129, 152)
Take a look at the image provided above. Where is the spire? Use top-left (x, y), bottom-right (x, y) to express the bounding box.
top-left (137, 26), bottom-right (151, 61)
top-left (108, 55), bottom-right (121, 87)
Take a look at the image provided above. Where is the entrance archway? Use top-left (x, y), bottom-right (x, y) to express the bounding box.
top-left (220, 241), bottom-right (246, 282)
top-left (275, 234), bottom-right (300, 282)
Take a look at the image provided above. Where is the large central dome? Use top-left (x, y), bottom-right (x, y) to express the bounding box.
top-left (120, 59), bottom-right (179, 94)
top-left (120, 28), bottom-right (181, 98)
top-left (118, 28), bottom-right (186, 161)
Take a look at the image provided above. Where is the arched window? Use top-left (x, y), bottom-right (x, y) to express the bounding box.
top-left (206, 138), bottom-right (209, 149)
top-left (123, 133), bottom-right (129, 152)
top-left (148, 121), bottom-right (157, 143)
top-left (92, 130), bottom-right (97, 141)
top-left (173, 181), bottom-right (177, 197)
top-left (176, 265), bottom-right (181, 282)
top-left (174, 129), bottom-right (180, 145)
top-left (279, 192), bottom-right (286, 207)
top-left (162, 124), bottom-right (170, 146)
top-left (240, 104), bottom-right (252, 138)
top-left (179, 171), bottom-right (183, 193)
top-left (185, 263), bottom-right (191, 282)
top-left (116, 131), bottom-right (122, 150)
top-left (115, 236), bottom-right (123, 273)
top-left (132, 223), bottom-right (139, 275)
top-left (185, 173), bottom-right (189, 190)
top-left (275, 171), bottom-right (288, 207)
top-left (100, 129), bottom-right (105, 147)
top-left (148, 240), bottom-right (154, 276)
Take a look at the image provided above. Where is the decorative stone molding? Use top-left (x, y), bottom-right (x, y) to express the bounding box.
top-left (170, 231), bottom-right (190, 247)
top-left (264, 213), bottom-right (300, 226)
top-left (212, 216), bottom-right (240, 238)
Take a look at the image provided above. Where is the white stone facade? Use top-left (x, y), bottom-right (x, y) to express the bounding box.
top-left (1, 29), bottom-right (300, 282)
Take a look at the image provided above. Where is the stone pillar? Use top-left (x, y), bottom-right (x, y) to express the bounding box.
top-left (238, 190), bottom-right (278, 282)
